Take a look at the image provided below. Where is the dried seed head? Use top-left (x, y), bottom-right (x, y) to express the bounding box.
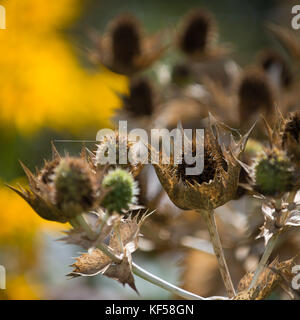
top-left (108, 14), bottom-right (142, 66)
top-left (252, 148), bottom-right (294, 197)
top-left (282, 111), bottom-right (300, 167)
top-left (38, 158), bottom-right (60, 184)
top-left (8, 153), bottom-right (100, 223)
top-left (123, 77), bottom-right (154, 117)
top-left (176, 130), bottom-right (227, 186)
top-left (238, 69), bottom-right (274, 124)
top-left (178, 8), bottom-right (215, 56)
top-left (101, 168), bottom-right (139, 214)
top-left (53, 158), bottom-right (98, 218)
top-left (153, 116), bottom-right (252, 211)
top-left (92, 13), bottom-right (167, 75)
top-left (257, 49), bottom-right (292, 88)
top-left (95, 131), bottom-right (143, 177)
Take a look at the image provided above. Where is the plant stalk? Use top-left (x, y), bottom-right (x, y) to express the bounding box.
top-left (198, 210), bottom-right (236, 298)
top-left (249, 233), bottom-right (279, 290)
top-left (70, 214), bottom-right (227, 300)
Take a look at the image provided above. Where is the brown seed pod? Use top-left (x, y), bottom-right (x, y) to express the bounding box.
top-left (238, 68), bottom-right (275, 125)
top-left (95, 130), bottom-right (144, 177)
top-left (90, 13), bottom-right (168, 75)
top-left (153, 115), bottom-right (253, 211)
top-left (176, 8), bottom-right (229, 61)
top-left (7, 149), bottom-right (101, 223)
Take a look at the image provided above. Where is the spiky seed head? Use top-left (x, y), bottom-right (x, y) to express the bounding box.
top-left (109, 14), bottom-right (142, 66)
top-left (178, 8), bottom-right (215, 55)
top-left (124, 77), bottom-right (154, 117)
top-left (252, 148), bottom-right (294, 197)
top-left (238, 69), bottom-right (274, 123)
top-left (95, 131), bottom-right (143, 176)
top-left (38, 158), bottom-right (60, 184)
top-left (53, 158), bottom-right (97, 218)
top-left (153, 116), bottom-right (252, 211)
top-left (101, 169), bottom-right (139, 214)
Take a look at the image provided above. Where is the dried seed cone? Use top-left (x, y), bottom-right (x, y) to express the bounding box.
top-left (238, 69), bottom-right (274, 124)
top-left (53, 158), bottom-right (98, 219)
top-left (93, 13), bottom-right (167, 75)
top-left (101, 168), bottom-right (138, 214)
top-left (109, 14), bottom-right (142, 67)
top-left (178, 8), bottom-right (215, 55)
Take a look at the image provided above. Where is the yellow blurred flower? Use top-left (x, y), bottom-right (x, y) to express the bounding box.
top-left (0, 0), bottom-right (127, 133)
top-left (0, 275), bottom-right (42, 300)
top-left (0, 184), bottom-right (62, 244)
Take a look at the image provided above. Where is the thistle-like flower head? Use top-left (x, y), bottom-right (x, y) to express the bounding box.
top-left (95, 130), bottom-right (144, 177)
top-left (7, 146), bottom-right (100, 223)
top-left (251, 148), bottom-right (294, 197)
top-left (238, 68), bottom-right (274, 125)
top-left (153, 115), bottom-right (253, 211)
top-left (90, 13), bottom-right (168, 75)
top-left (177, 8), bottom-right (228, 61)
top-left (101, 168), bottom-right (139, 214)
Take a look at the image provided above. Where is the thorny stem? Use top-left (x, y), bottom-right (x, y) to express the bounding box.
top-left (70, 214), bottom-right (228, 300)
top-left (249, 190), bottom-right (298, 290)
top-left (198, 209), bottom-right (236, 298)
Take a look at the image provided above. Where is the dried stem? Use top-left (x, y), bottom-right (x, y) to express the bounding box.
top-left (70, 214), bottom-right (227, 300)
top-left (198, 209), bottom-right (236, 298)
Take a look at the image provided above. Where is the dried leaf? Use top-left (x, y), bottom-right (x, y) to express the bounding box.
top-left (236, 257), bottom-right (295, 300)
top-left (68, 248), bottom-right (112, 277)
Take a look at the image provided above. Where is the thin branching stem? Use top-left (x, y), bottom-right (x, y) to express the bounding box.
top-left (198, 209), bottom-right (236, 298)
top-left (70, 214), bottom-right (227, 300)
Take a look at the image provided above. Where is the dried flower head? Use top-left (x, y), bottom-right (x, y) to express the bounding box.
top-left (8, 149), bottom-right (100, 223)
top-left (95, 131), bottom-right (144, 177)
top-left (238, 69), bottom-right (275, 124)
top-left (101, 169), bottom-right (139, 214)
top-left (91, 13), bottom-right (168, 75)
top-left (153, 116), bottom-right (253, 211)
top-left (123, 77), bottom-right (155, 117)
top-left (177, 8), bottom-right (228, 60)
